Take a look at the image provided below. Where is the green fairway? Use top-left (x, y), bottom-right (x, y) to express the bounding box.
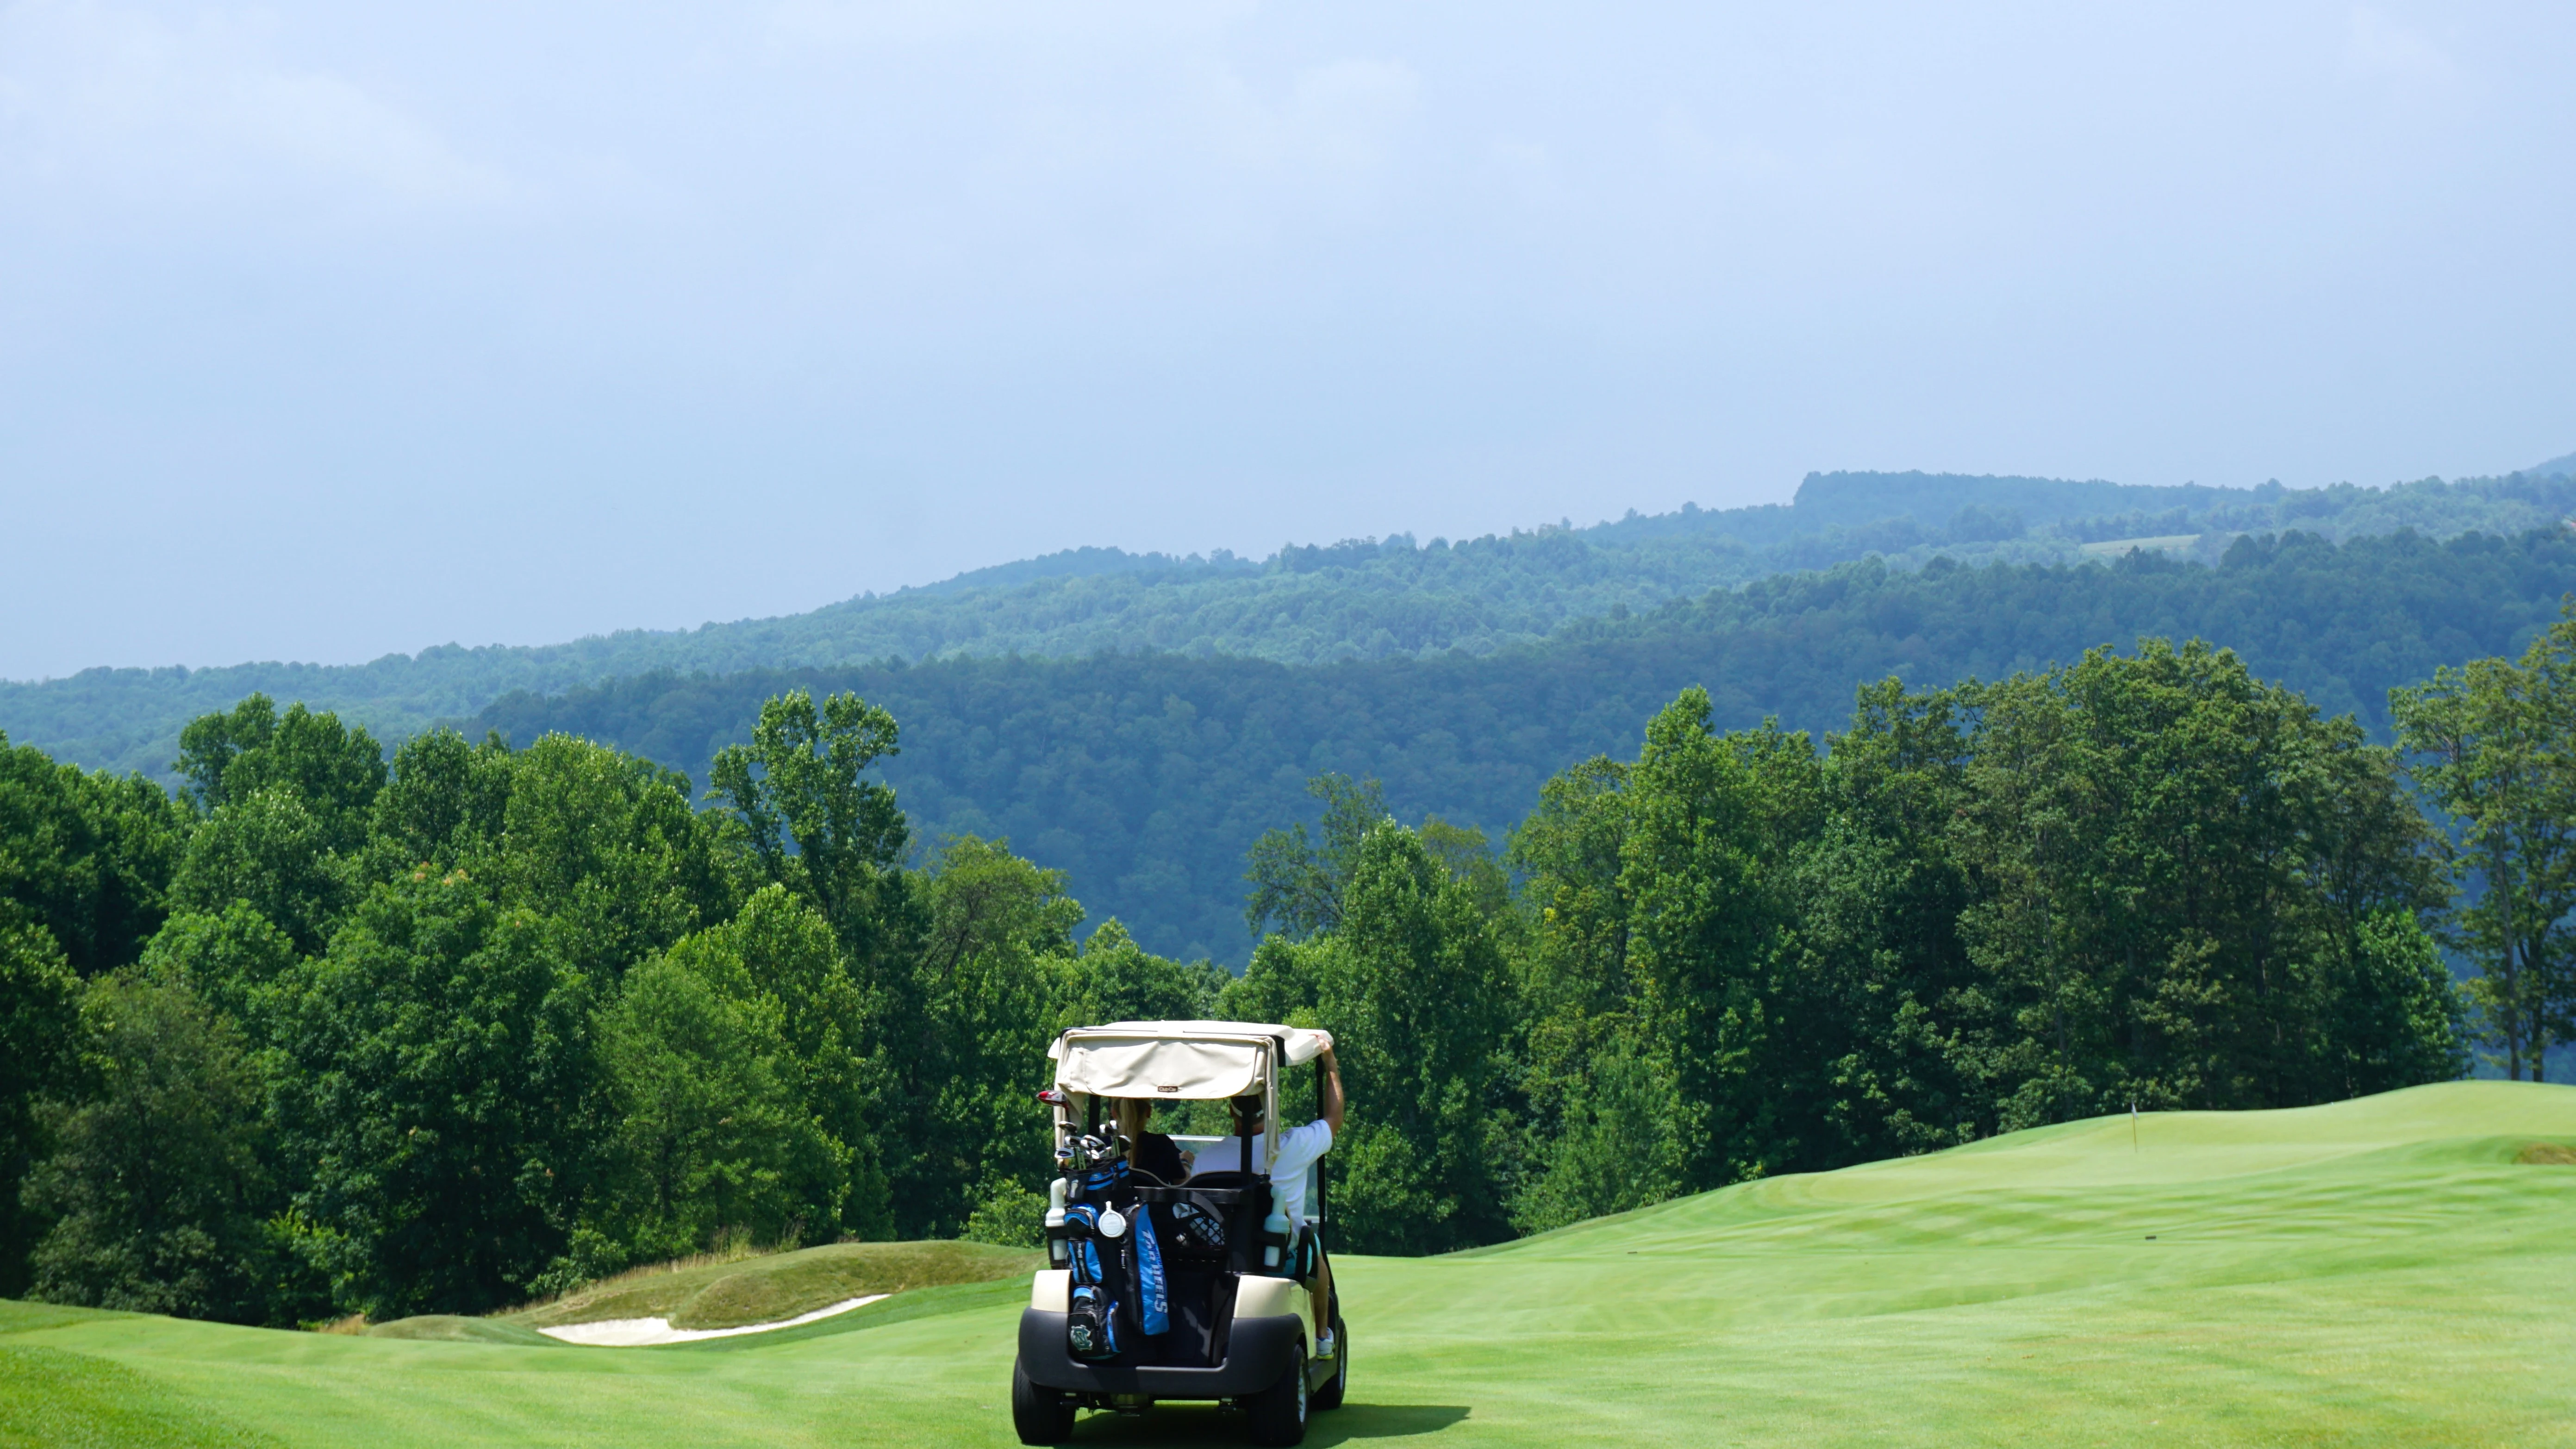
top-left (6, 1081), bottom-right (2574, 1448)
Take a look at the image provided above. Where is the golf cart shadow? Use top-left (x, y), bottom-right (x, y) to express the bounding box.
top-left (1061, 1404), bottom-right (1471, 1443)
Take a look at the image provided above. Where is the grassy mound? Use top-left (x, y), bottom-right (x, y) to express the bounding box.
top-left (4, 1081), bottom-right (2572, 1446)
top-left (504, 1239), bottom-right (1039, 1332)
top-left (364, 1316), bottom-right (560, 1347)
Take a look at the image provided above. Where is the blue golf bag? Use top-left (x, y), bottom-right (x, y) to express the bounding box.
top-left (1059, 1156), bottom-right (1170, 1362)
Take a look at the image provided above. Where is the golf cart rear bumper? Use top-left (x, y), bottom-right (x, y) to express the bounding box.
top-left (1017, 1310), bottom-right (1302, 1398)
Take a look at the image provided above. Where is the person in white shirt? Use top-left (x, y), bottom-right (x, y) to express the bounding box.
top-left (1207, 1047), bottom-right (1343, 1356)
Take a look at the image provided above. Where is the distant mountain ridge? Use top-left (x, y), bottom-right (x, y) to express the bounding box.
top-left (472, 528), bottom-right (2576, 962)
top-left (6, 466), bottom-right (2575, 782)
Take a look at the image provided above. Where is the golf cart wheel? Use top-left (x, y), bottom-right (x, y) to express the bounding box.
top-left (1011, 1355), bottom-right (1076, 1444)
top-left (1244, 1341), bottom-right (1309, 1446)
top-left (1311, 1314), bottom-right (1347, 1411)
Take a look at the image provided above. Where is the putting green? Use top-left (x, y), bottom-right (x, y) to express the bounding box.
top-left (5, 1081), bottom-right (2573, 1447)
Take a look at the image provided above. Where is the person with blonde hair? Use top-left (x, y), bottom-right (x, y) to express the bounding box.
top-left (1115, 1097), bottom-right (1191, 1185)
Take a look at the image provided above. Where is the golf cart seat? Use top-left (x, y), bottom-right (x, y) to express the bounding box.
top-left (1179, 1169), bottom-right (1258, 1190)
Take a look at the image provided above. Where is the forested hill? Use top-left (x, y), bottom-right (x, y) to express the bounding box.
top-left (8, 468), bottom-right (2574, 781)
top-left (474, 527), bottom-right (2576, 965)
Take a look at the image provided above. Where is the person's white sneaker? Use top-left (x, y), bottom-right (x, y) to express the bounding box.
top-left (1316, 1329), bottom-right (1337, 1359)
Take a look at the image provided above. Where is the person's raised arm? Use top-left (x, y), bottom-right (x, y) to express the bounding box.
top-left (1320, 1047), bottom-right (1344, 1135)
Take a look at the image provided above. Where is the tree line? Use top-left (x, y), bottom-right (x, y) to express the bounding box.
top-left (479, 526), bottom-right (2576, 962)
top-left (5, 619), bottom-right (2573, 1322)
top-left (10, 472), bottom-right (2573, 787)
top-left (1, 690), bottom-right (1226, 1323)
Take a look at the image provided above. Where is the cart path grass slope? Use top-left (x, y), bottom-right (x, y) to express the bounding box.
top-left (496, 1239), bottom-right (1039, 1334)
top-left (4, 1081), bottom-right (2572, 1447)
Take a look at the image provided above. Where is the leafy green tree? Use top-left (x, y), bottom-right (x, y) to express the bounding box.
top-left (1950, 641), bottom-right (2446, 1120)
top-left (365, 727), bottom-right (514, 872)
top-left (162, 691), bottom-right (388, 959)
top-left (895, 837), bottom-right (1085, 1237)
top-left (23, 974), bottom-right (269, 1321)
top-left (1497, 653), bottom-right (2459, 1233)
top-left (1777, 679), bottom-right (1982, 1161)
top-left (593, 956), bottom-right (842, 1265)
top-left (1058, 920), bottom-right (1229, 1030)
top-left (175, 696), bottom-right (385, 848)
top-left (169, 787), bottom-right (349, 956)
top-left (136, 902), bottom-right (302, 1038)
top-left (1617, 690), bottom-right (1814, 1187)
top-left (1232, 822), bottom-right (1513, 1254)
top-left (490, 734), bottom-right (730, 984)
top-left (961, 1172), bottom-right (1049, 1248)
top-left (1243, 774), bottom-right (1391, 941)
top-left (2392, 617), bottom-right (2576, 1080)
top-left (2322, 909), bottom-right (2470, 1092)
top-left (277, 869), bottom-right (596, 1318)
top-left (0, 734), bottom-right (186, 975)
top-left (1501, 1030), bottom-right (1672, 1235)
top-left (709, 689), bottom-right (910, 963)
top-left (1505, 757), bottom-right (1674, 1231)
top-left (656, 885), bottom-right (892, 1240)
top-left (1222, 935), bottom-right (1321, 1037)
top-left (0, 923), bottom-right (86, 1295)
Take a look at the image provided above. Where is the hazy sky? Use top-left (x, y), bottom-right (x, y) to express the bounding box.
top-left (4, 2), bottom-right (2571, 679)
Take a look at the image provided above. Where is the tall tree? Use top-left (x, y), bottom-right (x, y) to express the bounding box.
top-left (166, 698), bottom-right (389, 958)
top-left (708, 689), bottom-right (910, 962)
top-left (1951, 641), bottom-right (2446, 1119)
top-left (655, 885), bottom-right (893, 1241)
top-left (899, 837), bottom-right (1085, 1237)
top-left (594, 954), bottom-right (842, 1264)
top-left (0, 734), bottom-right (187, 975)
top-left (492, 734), bottom-right (730, 984)
top-left (1779, 679), bottom-right (1982, 1160)
top-left (23, 974), bottom-right (271, 1322)
top-left (364, 727), bottom-right (514, 873)
top-left (2392, 614), bottom-right (2576, 1080)
top-left (277, 870), bottom-right (596, 1318)
top-left (175, 695), bottom-right (386, 848)
top-left (1231, 821), bottom-right (1513, 1254)
top-left (168, 786), bottom-right (349, 956)
top-left (1243, 774), bottom-right (1392, 941)
top-left (1506, 756), bottom-right (1672, 1231)
top-left (1617, 689), bottom-right (1813, 1187)
top-left (1056, 920), bottom-right (1229, 1031)
top-left (0, 923), bottom-right (86, 1295)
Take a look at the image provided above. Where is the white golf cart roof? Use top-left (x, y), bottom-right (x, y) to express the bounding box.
top-left (1048, 1020), bottom-right (1335, 1100)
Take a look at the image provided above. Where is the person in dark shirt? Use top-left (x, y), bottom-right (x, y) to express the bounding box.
top-left (1117, 1099), bottom-right (1191, 1185)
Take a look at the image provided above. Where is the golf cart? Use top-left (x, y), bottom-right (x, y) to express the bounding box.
top-left (1012, 1020), bottom-right (1347, 1446)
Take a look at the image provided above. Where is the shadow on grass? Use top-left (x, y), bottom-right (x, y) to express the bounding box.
top-left (1065, 1403), bottom-right (1470, 1443)
top-left (1309, 1405), bottom-right (1472, 1443)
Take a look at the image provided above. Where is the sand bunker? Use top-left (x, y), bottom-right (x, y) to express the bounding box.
top-left (536, 1294), bottom-right (889, 1346)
